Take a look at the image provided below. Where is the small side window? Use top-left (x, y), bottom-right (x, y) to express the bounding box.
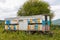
top-left (19, 20), bottom-right (23, 22)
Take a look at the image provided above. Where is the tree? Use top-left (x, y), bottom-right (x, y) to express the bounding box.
top-left (17, 0), bottom-right (54, 19)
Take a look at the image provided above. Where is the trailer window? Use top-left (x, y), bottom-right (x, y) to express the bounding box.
top-left (19, 20), bottom-right (23, 22)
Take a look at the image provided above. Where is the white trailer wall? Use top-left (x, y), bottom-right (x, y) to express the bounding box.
top-left (19, 19), bottom-right (28, 30)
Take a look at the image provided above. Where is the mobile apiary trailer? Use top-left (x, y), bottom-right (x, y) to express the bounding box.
top-left (5, 17), bottom-right (19, 30)
top-left (5, 15), bottom-right (50, 32)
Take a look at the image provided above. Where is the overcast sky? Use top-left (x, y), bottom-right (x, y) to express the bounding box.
top-left (0, 0), bottom-right (60, 20)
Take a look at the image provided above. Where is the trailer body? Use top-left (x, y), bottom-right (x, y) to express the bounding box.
top-left (5, 15), bottom-right (50, 31)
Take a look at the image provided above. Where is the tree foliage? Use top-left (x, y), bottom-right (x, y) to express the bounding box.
top-left (17, 0), bottom-right (54, 19)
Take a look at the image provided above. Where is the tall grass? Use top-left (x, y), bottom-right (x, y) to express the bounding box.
top-left (0, 24), bottom-right (60, 40)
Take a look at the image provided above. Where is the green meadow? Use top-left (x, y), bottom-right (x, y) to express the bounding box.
top-left (0, 24), bottom-right (60, 40)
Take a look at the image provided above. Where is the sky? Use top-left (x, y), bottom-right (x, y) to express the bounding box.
top-left (0, 0), bottom-right (60, 20)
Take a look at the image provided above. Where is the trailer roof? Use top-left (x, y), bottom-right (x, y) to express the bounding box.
top-left (5, 15), bottom-right (49, 20)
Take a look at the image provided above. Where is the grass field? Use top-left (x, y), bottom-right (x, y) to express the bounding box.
top-left (0, 25), bottom-right (60, 40)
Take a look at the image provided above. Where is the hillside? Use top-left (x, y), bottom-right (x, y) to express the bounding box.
top-left (52, 19), bottom-right (60, 25)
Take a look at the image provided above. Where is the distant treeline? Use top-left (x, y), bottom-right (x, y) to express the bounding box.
top-left (0, 20), bottom-right (5, 27)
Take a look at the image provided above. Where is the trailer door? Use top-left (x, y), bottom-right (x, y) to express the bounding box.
top-left (19, 20), bottom-right (28, 30)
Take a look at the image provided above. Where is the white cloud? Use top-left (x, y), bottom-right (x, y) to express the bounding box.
top-left (43, 0), bottom-right (60, 20)
top-left (51, 5), bottom-right (60, 10)
top-left (0, 0), bottom-right (26, 9)
top-left (0, 0), bottom-right (6, 3)
top-left (44, 0), bottom-right (56, 4)
top-left (0, 0), bottom-right (27, 20)
top-left (50, 5), bottom-right (60, 20)
top-left (0, 0), bottom-right (60, 20)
